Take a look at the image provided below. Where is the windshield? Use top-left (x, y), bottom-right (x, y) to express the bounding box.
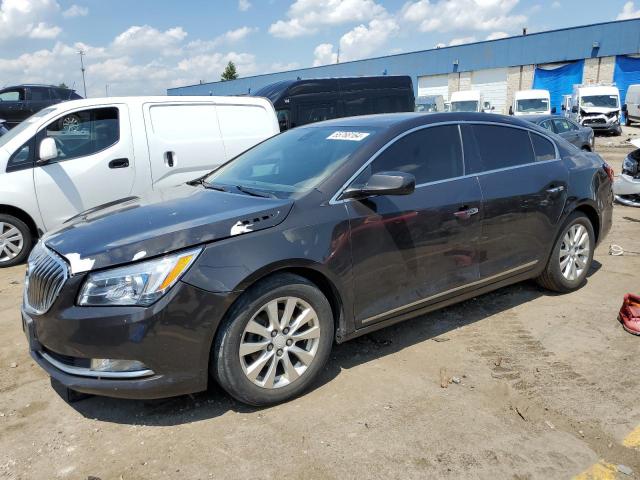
top-left (517, 98), bottom-right (549, 112)
top-left (205, 126), bottom-right (379, 198)
top-left (415, 103), bottom-right (438, 112)
top-left (451, 101), bottom-right (479, 112)
top-left (0, 107), bottom-right (56, 149)
top-left (581, 95), bottom-right (619, 108)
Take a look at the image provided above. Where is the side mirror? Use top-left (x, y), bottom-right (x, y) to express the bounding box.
top-left (508, 106), bottom-right (514, 115)
top-left (490, 106), bottom-right (495, 111)
top-left (622, 104), bottom-right (628, 112)
top-left (571, 105), bottom-right (579, 114)
top-left (551, 107), bottom-right (557, 114)
top-left (561, 105), bottom-right (566, 111)
top-left (38, 137), bottom-right (58, 163)
top-left (342, 171), bottom-right (415, 200)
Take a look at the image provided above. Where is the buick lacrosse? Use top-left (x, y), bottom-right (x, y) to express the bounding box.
top-left (22, 113), bottom-right (613, 406)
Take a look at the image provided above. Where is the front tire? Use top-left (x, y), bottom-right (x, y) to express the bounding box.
top-left (0, 214), bottom-right (32, 267)
top-left (536, 212), bottom-right (595, 293)
top-left (212, 273), bottom-right (334, 406)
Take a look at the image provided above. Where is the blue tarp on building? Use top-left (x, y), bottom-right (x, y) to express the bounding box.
top-left (613, 55), bottom-right (640, 105)
top-left (533, 60), bottom-right (584, 113)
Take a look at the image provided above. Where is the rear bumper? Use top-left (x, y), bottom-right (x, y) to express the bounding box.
top-left (24, 279), bottom-right (233, 399)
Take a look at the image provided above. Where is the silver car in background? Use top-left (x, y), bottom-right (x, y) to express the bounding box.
top-left (521, 114), bottom-right (595, 151)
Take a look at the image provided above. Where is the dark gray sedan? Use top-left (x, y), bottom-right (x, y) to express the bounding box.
top-left (521, 115), bottom-right (595, 151)
top-left (0, 119), bottom-right (8, 137)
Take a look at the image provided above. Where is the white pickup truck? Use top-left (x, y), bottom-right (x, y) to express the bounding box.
top-left (0, 96), bottom-right (279, 266)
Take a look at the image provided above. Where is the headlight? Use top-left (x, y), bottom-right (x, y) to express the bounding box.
top-left (78, 248), bottom-right (201, 306)
top-left (622, 155), bottom-right (639, 175)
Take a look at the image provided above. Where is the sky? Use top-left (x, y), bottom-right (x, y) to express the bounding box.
top-left (1, 0), bottom-right (639, 97)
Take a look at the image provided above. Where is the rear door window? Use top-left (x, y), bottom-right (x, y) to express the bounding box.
top-left (529, 132), bottom-right (557, 161)
top-left (29, 88), bottom-right (51, 101)
top-left (471, 124), bottom-right (535, 171)
top-left (361, 125), bottom-right (463, 184)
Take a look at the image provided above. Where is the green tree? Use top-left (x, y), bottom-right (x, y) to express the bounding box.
top-left (58, 82), bottom-right (69, 89)
top-left (221, 61), bottom-right (238, 81)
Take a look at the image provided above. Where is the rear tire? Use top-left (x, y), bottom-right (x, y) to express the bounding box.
top-left (536, 212), bottom-right (595, 293)
top-left (0, 214), bottom-right (32, 267)
top-left (212, 273), bottom-right (334, 406)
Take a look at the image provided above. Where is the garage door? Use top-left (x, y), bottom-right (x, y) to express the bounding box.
top-left (471, 68), bottom-right (508, 114)
top-left (417, 74), bottom-right (449, 101)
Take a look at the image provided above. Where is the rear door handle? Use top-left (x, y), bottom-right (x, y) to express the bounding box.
top-left (108, 158), bottom-right (129, 169)
top-left (546, 185), bottom-right (565, 194)
top-left (453, 207), bottom-right (479, 219)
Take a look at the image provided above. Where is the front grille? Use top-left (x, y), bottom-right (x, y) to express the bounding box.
top-left (24, 243), bottom-right (68, 314)
top-left (584, 118), bottom-right (606, 125)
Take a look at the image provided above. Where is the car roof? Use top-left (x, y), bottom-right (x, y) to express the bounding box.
top-left (299, 112), bottom-right (537, 130)
top-left (518, 114), bottom-right (557, 123)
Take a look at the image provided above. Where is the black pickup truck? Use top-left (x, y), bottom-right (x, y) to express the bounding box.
top-left (0, 84), bottom-right (82, 129)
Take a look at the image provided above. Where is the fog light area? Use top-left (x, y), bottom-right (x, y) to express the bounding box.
top-left (90, 358), bottom-right (151, 373)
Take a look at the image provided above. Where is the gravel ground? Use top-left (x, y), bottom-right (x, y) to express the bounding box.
top-left (1, 126), bottom-right (639, 480)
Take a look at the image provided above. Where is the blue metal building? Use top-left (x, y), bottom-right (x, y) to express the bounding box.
top-left (168, 19), bottom-right (640, 114)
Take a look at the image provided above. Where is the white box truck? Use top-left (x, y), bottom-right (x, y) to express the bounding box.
top-left (511, 89), bottom-right (552, 115)
top-left (569, 84), bottom-right (622, 135)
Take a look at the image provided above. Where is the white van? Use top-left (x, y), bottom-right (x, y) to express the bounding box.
top-left (511, 89), bottom-right (552, 115)
top-left (0, 96), bottom-right (279, 266)
top-left (450, 90), bottom-right (493, 113)
top-left (624, 84), bottom-right (640, 126)
top-left (569, 84), bottom-right (622, 135)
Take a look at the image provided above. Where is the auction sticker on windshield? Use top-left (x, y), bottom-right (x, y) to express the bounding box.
top-left (327, 131), bottom-right (371, 141)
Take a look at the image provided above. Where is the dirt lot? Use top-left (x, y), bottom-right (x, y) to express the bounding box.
top-left (1, 128), bottom-right (640, 480)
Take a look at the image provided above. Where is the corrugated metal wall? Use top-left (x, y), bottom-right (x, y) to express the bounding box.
top-left (169, 19), bottom-right (640, 97)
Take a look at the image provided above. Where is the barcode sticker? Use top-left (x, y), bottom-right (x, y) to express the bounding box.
top-left (327, 131), bottom-right (370, 141)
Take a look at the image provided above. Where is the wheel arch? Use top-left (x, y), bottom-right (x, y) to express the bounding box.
top-left (220, 260), bottom-right (347, 343)
top-left (0, 204), bottom-right (39, 239)
top-left (572, 202), bottom-right (601, 243)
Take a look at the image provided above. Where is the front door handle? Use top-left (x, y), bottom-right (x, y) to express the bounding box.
top-left (453, 207), bottom-right (479, 220)
top-left (108, 158), bottom-right (129, 169)
top-left (546, 185), bottom-right (565, 194)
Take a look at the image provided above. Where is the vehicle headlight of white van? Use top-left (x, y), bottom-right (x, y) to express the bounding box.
top-left (78, 248), bottom-right (201, 307)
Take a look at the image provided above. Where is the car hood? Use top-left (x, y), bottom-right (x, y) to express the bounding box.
top-left (44, 184), bottom-right (294, 274)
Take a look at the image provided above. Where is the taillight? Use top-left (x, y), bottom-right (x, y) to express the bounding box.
top-left (603, 163), bottom-right (614, 182)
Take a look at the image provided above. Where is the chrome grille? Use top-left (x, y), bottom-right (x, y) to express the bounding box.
top-left (24, 243), bottom-right (68, 315)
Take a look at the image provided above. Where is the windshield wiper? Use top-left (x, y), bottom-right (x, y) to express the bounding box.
top-left (201, 181), bottom-right (230, 192)
top-left (234, 185), bottom-right (277, 199)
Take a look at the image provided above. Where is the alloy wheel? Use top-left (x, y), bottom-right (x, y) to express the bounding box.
top-left (239, 296), bottom-right (321, 389)
top-left (0, 222), bottom-right (24, 263)
top-left (559, 224), bottom-right (590, 281)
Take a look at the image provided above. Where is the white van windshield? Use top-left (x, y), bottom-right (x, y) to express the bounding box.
top-left (581, 95), bottom-right (619, 108)
top-left (517, 98), bottom-right (549, 112)
top-left (0, 107), bottom-right (56, 149)
top-left (451, 101), bottom-right (478, 112)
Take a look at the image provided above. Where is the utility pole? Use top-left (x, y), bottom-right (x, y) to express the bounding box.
top-left (78, 50), bottom-right (87, 98)
top-left (336, 46), bottom-right (340, 64)
top-left (105, 84), bottom-right (109, 97)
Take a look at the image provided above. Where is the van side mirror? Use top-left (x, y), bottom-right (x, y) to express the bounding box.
top-left (622, 104), bottom-right (628, 112)
top-left (561, 105), bottom-right (566, 111)
top-left (551, 107), bottom-right (557, 114)
top-left (342, 171), bottom-right (415, 200)
top-left (508, 106), bottom-right (513, 115)
top-left (38, 137), bottom-right (58, 163)
top-left (571, 105), bottom-right (579, 114)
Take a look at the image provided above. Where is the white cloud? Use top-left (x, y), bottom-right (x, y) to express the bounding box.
top-left (238, 0), bottom-right (251, 11)
top-left (62, 4), bottom-right (88, 18)
top-left (449, 36), bottom-right (477, 46)
top-left (269, 61), bottom-right (300, 72)
top-left (111, 25), bottom-right (187, 55)
top-left (617, 1), bottom-right (640, 19)
top-left (313, 43), bottom-right (338, 66)
top-left (339, 17), bottom-right (399, 61)
top-left (221, 26), bottom-right (258, 43)
top-left (29, 21), bottom-right (61, 38)
top-left (551, 1), bottom-right (561, 8)
top-left (0, 0), bottom-right (61, 41)
top-left (0, 22), bottom-right (264, 97)
top-left (270, 0), bottom-right (386, 38)
top-left (434, 42), bottom-right (446, 48)
top-left (402, 0), bottom-right (526, 33)
top-left (486, 31), bottom-right (509, 40)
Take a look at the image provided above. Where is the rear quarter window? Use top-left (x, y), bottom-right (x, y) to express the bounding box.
top-left (529, 132), bottom-right (556, 161)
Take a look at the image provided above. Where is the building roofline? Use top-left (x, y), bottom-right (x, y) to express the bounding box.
top-left (168, 18), bottom-right (640, 92)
